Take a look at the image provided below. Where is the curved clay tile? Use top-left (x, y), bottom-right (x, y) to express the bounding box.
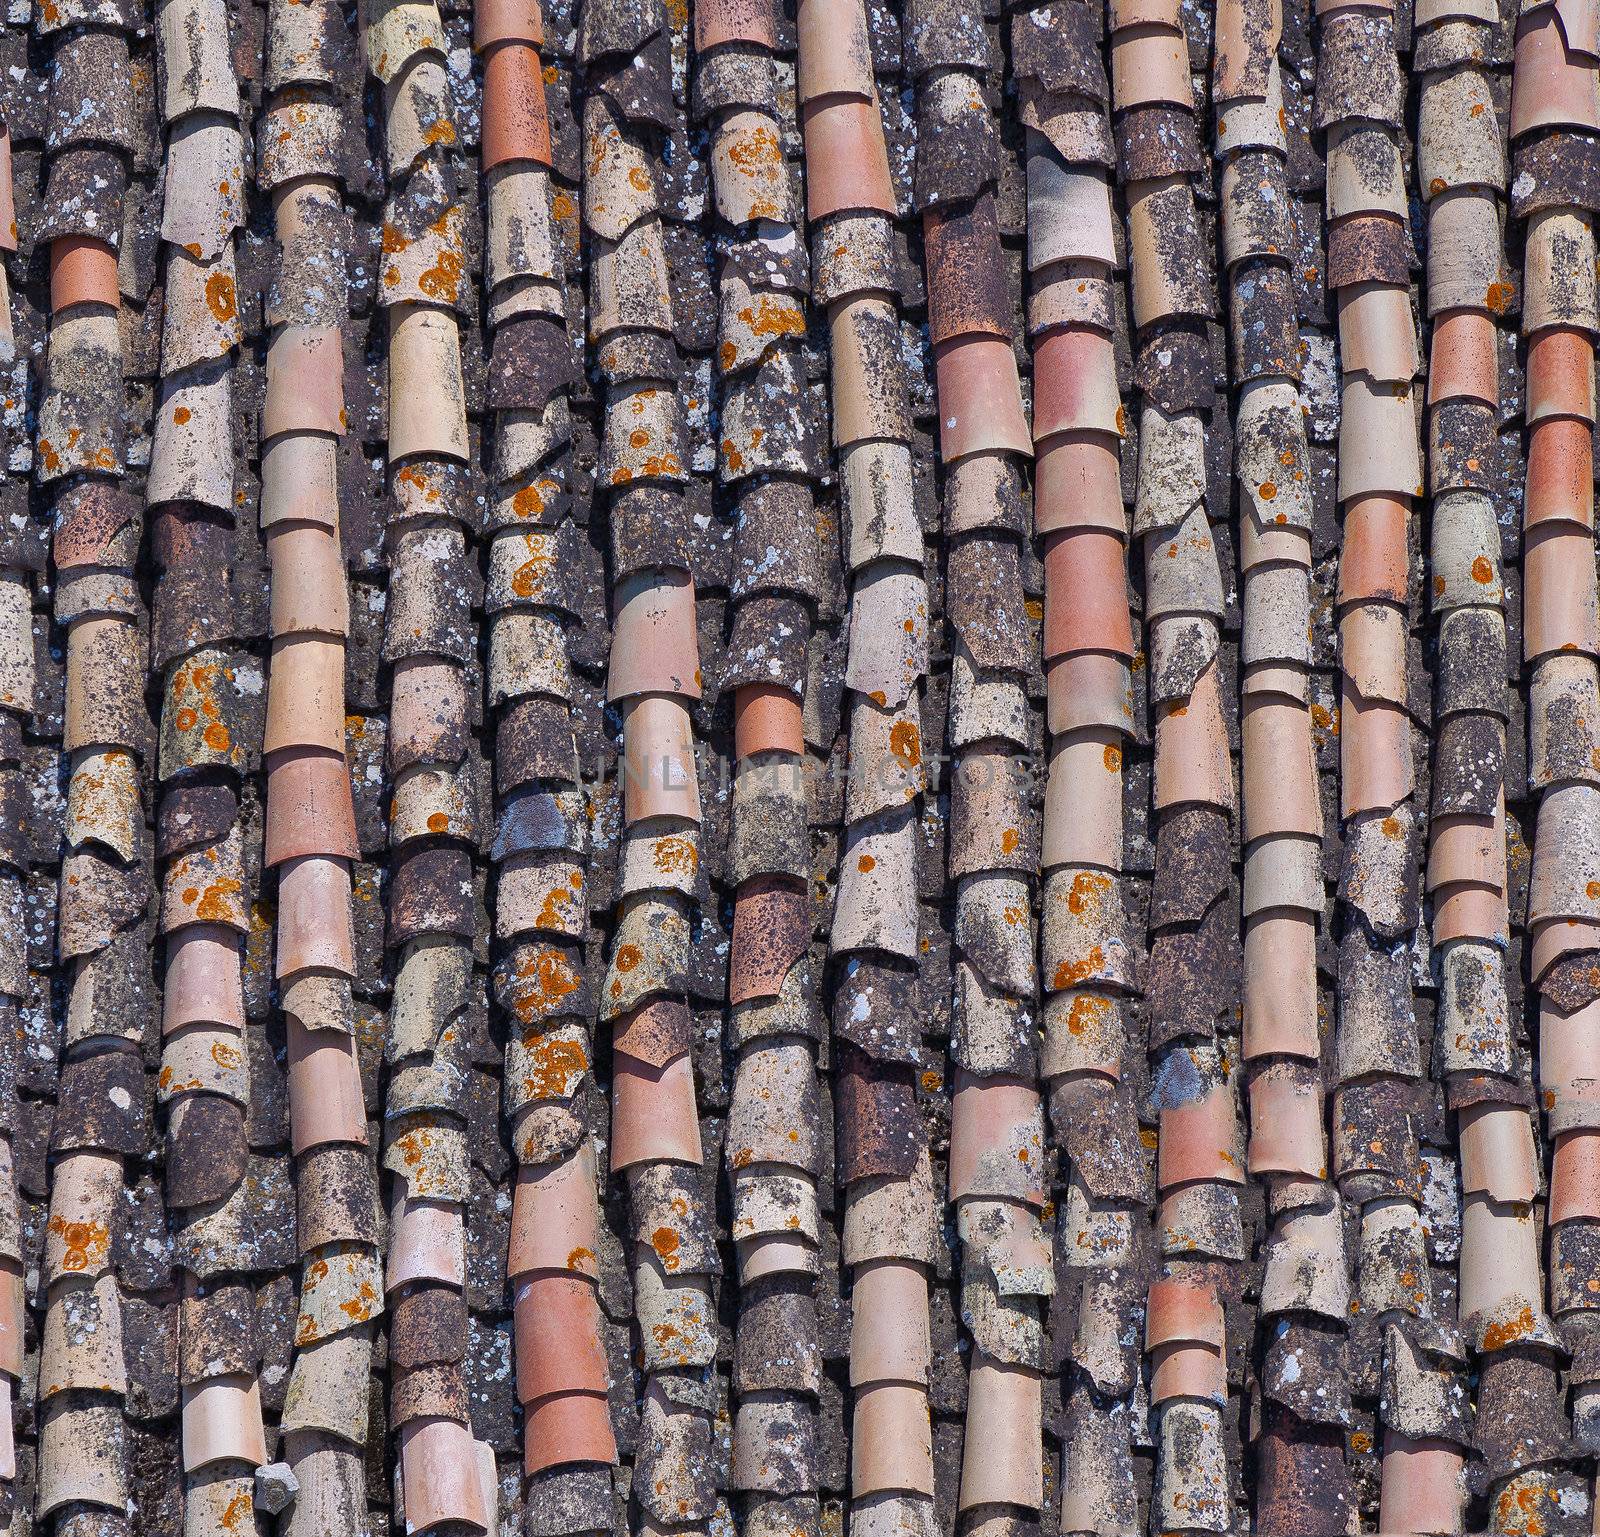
top-left (1334, 0), bottom-right (1506, 1520)
top-left (33, 0), bottom-right (149, 1526)
top-left (1427, 307), bottom-right (1499, 405)
top-left (931, 337), bottom-right (1034, 461)
top-left (481, 34), bottom-right (552, 171)
top-left (254, 0), bottom-right (387, 1528)
top-left (1503, 0), bottom-right (1596, 1514)
top-left (1526, 324), bottom-right (1597, 422)
top-left (0, 83), bottom-right (30, 1537)
top-left (1014, 3), bottom-right (1153, 1530)
top-left (801, 99), bottom-right (897, 222)
top-left (370, 3), bottom-right (507, 1527)
top-left (0, 126), bottom-right (14, 260)
top-left (12, 0), bottom-right (1593, 1517)
top-left (262, 325), bottom-right (347, 440)
top-left (1110, 0), bottom-right (1255, 1522)
top-left (580, 0), bottom-right (734, 1526)
top-left (795, 2), bottom-right (948, 1534)
top-left (914, 8), bottom-right (1049, 1516)
top-left (48, 235), bottom-right (119, 313)
top-left (733, 684), bottom-right (805, 759)
top-left (1032, 325), bottom-right (1124, 440)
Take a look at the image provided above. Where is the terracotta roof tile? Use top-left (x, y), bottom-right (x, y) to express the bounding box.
top-left (800, 97), bottom-right (897, 222)
top-left (476, 0), bottom-right (545, 50)
top-left (8, 0), bottom-right (1600, 1521)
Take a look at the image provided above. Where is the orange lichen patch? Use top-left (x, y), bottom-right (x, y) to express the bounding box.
top-left (650, 1227), bottom-right (681, 1271)
top-left (1258, 480), bottom-right (1277, 500)
top-left (729, 122), bottom-right (783, 174)
top-left (615, 943), bottom-right (641, 972)
top-left (418, 251), bottom-right (464, 304)
top-left (520, 1034), bottom-right (589, 1098)
top-left (393, 1127), bottom-right (442, 1194)
top-left (920, 1069), bottom-right (943, 1092)
top-left (394, 464), bottom-right (442, 500)
top-left (1587, 880), bottom-right (1600, 899)
top-left (505, 947), bottom-right (582, 1023)
top-left (1065, 994), bottom-right (1113, 1036)
top-left (536, 882), bottom-right (578, 929)
top-left (48, 1215), bottom-right (110, 1273)
top-left (427, 812), bottom-right (450, 834)
top-left (857, 854), bottom-right (876, 873)
top-left (211, 1039), bottom-right (242, 1069)
top-left (339, 1279), bottom-right (379, 1322)
top-left (1481, 1305), bottom-right (1536, 1352)
top-left (1053, 946), bottom-right (1105, 989)
top-left (889, 720), bottom-right (921, 767)
top-left (173, 405), bottom-right (192, 425)
top-left (196, 877), bottom-right (243, 923)
top-left (654, 837), bottom-right (698, 875)
top-left (168, 657), bottom-right (233, 751)
top-left (1381, 816), bottom-right (1401, 838)
top-left (1001, 827), bottom-right (1020, 855)
top-left (1103, 743), bottom-right (1123, 772)
top-left (1494, 1481), bottom-right (1549, 1536)
top-left (1471, 555), bottom-right (1494, 583)
top-left (508, 476), bottom-right (560, 520)
top-left (1066, 869), bottom-right (1111, 914)
top-left (422, 117), bottom-right (457, 146)
top-left (204, 270), bottom-right (237, 323)
top-left (611, 451), bottom-right (683, 484)
top-left (1486, 282), bottom-right (1513, 314)
top-left (736, 293), bottom-right (805, 342)
top-left (219, 1492), bottom-right (254, 1531)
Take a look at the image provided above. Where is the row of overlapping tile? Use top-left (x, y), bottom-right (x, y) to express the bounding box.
top-left (1, 0), bottom-right (1599, 1532)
